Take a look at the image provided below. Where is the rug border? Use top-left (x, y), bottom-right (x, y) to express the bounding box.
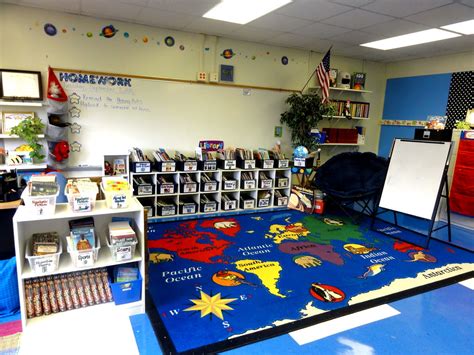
top-left (145, 211), bottom-right (474, 354)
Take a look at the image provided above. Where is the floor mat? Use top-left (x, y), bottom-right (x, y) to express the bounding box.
top-left (146, 210), bottom-right (474, 354)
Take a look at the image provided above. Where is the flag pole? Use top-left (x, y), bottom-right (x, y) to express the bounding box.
top-left (300, 46), bottom-right (332, 94)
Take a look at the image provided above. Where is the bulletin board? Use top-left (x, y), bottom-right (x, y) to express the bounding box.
top-left (378, 139), bottom-right (452, 220)
top-left (56, 69), bottom-right (291, 167)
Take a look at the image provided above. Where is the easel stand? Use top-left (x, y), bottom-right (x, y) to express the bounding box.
top-left (371, 167), bottom-right (451, 249)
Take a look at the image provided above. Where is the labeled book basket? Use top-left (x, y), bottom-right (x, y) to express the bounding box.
top-left (66, 237), bottom-right (101, 268)
top-left (25, 241), bottom-right (62, 275)
top-left (106, 236), bottom-right (138, 262)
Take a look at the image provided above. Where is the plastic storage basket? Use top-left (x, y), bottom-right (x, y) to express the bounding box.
top-left (25, 240), bottom-right (62, 275)
top-left (106, 236), bottom-right (137, 262)
top-left (67, 237), bottom-right (101, 268)
top-left (22, 187), bottom-right (59, 216)
top-left (66, 184), bottom-right (99, 212)
top-left (101, 179), bottom-right (133, 209)
top-left (110, 269), bottom-right (142, 305)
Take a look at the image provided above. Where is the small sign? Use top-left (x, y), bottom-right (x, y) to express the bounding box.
top-left (278, 178), bottom-right (289, 188)
top-left (278, 160), bottom-right (289, 168)
top-left (224, 200), bottom-right (237, 210)
top-left (294, 157), bottom-right (306, 167)
top-left (112, 194), bottom-right (127, 209)
top-left (199, 140), bottom-right (224, 152)
top-left (161, 161), bottom-right (176, 172)
top-left (116, 245), bottom-right (132, 261)
top-left (73, 196), bottom-right (91, 212)
top-left (161, 205), bottom-right (176, 216)
top-left (77, 250), bottom-right (94, 267)
top-left (224, 160), bottom-right (236, 170)
top-left (243, 180), bottom-right (256, 190)
top-left (243, 199), bottom-right (255, 209)
top-left (182, 204), bottom-right (196, 214)
top-left (258, 198), bottom-right (270, 207)
top-left (263, 160), bottom-right (274, 169)
top-left (183, 161), bottom-right (198, 171)
top-left (183, 182), bottom-right (197, 193)
top-left (261, 179), bottom-right (273, 189)
top-left (160, 183), bottom-right (175, 194)
top-left (244, 160), bottom-right (256, 169)
top-left (276, 196), bottom-right (289, 206)
top-left (224, 180), bottom-right (237, 190)
top-left (34, 257), bottom-right (55, 274)
top-left (204, 182), bottom-right (217, 192)
top-left (137, 185), bottom-right (153, 195)
top-left (203, 202), bottom-right (217, 212)
top-left (203, 161), bottom-right (217, 170)
top-left (134, 162), bottom-right (151, 173)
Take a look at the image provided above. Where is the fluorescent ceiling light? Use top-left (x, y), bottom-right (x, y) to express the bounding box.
top-left (361, 29), bottom-right (461, 50)
top-left (203, 0), bottom-right (292, 25)
top-left (442, 19), bottom-right (474, 35)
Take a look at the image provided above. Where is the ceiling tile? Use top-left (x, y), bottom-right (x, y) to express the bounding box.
top-left (406, 3), bottom-right (474, 27)
top-left (249, 13), bottom-right (313, 32)
top-left (228, 26), bottom-right (283, 43)
top-left (18, 0), bottom-right (80, 12)
top-left (387, 39), bottom-right (460, 57)
top-left (329, 0), bottom-right (375, 7)
top-left (119, 0), bottom-right (149, 6)
top-left (81, 0), bottom-right (142, 21)
top-left (147, 0), bottom-right (219, 16)
top-left (136, 7), bottom-right (195, 30)
top-left (459, 0), bottom-right (474, 7)
top-left (328, 30), bottom-right (382, 45)
top-left (183, 18), bottom-right (241, 36)
top-left (304, 37), bottom-right (334, 52)
top-left (440, 35), bottom-right (474, 51)
top-left (275, 0), bottom-right (352, 21)
top-left (321, 9), bottom-right (394, 29)
top-left (362, 0), bottom-right (453, 18)
top-left (360, 19), bottom-right (430, 37)
top-left (291, 22), bottom-right (352, 39)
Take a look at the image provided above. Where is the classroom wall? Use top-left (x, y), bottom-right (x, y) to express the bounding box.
top-left (0, 4), bottom-right (385, 165)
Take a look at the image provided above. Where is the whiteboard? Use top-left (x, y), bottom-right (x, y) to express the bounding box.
top-left (57, 70), bottom-right (289, 167)
top-left (378, 139), bottom-right (452, 220)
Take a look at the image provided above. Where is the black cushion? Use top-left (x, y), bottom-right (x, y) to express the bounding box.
top-left (314, 152), bottom-right (388, 200)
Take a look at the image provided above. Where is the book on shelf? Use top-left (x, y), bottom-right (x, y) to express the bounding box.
top-left (332, 100), bottom-right (370, 118)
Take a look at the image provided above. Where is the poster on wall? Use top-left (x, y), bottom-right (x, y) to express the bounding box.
top-left (0, 70), bottom-right (43, 100)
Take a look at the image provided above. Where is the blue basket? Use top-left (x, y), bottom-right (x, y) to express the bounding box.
top-left (110, 269), bottom-right (142, 305)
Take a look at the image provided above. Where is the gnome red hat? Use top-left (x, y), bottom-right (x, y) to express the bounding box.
top-left (47, 67), bottom-right (67, 102)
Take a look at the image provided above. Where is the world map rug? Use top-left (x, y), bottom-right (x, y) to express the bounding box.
top-left (146, 210), bottom-right (474, 354)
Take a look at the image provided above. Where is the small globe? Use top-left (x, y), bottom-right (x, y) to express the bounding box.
top-left (293, 146), bottom-right (309, 158)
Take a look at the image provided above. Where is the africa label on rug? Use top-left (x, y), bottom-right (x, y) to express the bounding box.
top-left (147, 210), bottom-right (474, 354)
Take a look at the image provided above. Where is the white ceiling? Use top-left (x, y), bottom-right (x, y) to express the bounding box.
top-left (3, 0), bottom-right (474, 62)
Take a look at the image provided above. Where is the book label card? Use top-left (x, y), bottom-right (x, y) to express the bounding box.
top-left (278, 178), bottom-right (289, 188)
top-left (276, 196), bottom-right (289, 206)
top-left (33, 256), bottom-right (56, 274)
top-left (277, 159), bottom-right (290, 168)
top-left (203, 161), bottom-right (217, 171)
top-left (161, 206), bottom-right (176, 216)
top-left (224, 160), bottom-right (236, 170)
top-left (224, 180), bottom-right (237, 190)
top-left (160, 161), bottom-right (176, 172)
top-left (263, 160), bottom-right (274, 169)
top-left (183, 161), bottom-right (198, 171)
top-left (183, 183), bottom-right (197, 193)
top-left (137, 185), bottom-right (153, 195)
top-left (182, 204), bottom-right (196, 214)
top-left (243, 199), bottom-right (255, 209)
top-left (116, 246), bottom-right (132, 261)
top-left (159, 183), bottom-right (175, 194)
top-left (203, 202), bottom-right (217, 213)
top-left (203, 182), bottom-right (218, 192)
top-left (244, 160), bottom-right (256, 169)
top-left (258, 198), bottom-right (270, 207)
top-left (260, 179), bottom-right (273, 189)
top-left (243, 180), bottom-right (256, 190)
top-left (73, 196), bottom-right (92, 212)
top-left (224, 200), bottom-right (237, 210)
top-left (112, 194), bottom-right (127, 209)
top-left (134, 162), bottom-right (151, 173)
top-left (76, 250), bottom-right (94, 267)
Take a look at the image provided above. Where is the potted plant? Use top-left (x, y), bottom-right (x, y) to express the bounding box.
top-left (280, 92), bottom-right (335, 150)
top-left (9, 116), bottom-right (45, 161)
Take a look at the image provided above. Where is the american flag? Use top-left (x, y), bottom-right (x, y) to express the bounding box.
top-left (316, 49), bottom-right (331, 104)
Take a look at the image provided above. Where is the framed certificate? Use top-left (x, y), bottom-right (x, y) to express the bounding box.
top-left (0, 69), bottom-right (43, 101)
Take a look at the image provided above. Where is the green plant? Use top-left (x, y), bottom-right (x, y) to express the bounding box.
top-left (280, 92), bottom-right (335, 150)
top-left (455, 120), bottom-right (471, 130)
top-left (9, 116), bottom-right (45, 161)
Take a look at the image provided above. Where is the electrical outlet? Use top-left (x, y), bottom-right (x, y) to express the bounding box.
top-left (209, 72), bottom-right (219, 83)
top-left (197, 72), bottom-right (207, 82)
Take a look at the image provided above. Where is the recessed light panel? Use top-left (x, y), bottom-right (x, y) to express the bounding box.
top-left (442, 19), bottom-right (474, 35)
top-left (361, 29), bottom-right (461, 50)
top-left (203, 0), bottom-right (292, 25)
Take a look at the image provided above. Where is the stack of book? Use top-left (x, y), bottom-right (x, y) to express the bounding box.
top-left (108, 221), bottom-right (137, 247)
top-left (67, 217), bottom-right (96, 251)
top-left (29, 175), bottom-right (58, 196)
top-left (32, 232), bottom-right (60, 256)
top-left (332, 100), bottom-right (370, 118)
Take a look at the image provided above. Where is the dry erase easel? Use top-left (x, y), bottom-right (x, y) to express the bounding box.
top-left (371, 139), bottom-right (452, 248)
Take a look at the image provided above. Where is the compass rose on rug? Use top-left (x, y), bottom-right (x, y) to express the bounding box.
top-left (184, 291), bottom-right (237, 320)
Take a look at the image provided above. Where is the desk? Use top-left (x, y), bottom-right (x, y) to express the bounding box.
top-left (0, 199), bottom-right (21, 259)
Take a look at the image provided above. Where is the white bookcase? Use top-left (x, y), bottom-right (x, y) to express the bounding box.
top-left (13, 198), bottom-right (146, 328)
top-left (130, 167), bottom-right (292, 220)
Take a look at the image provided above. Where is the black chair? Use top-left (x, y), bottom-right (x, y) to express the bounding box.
top-left (313, 152), bottom-right (388, 223)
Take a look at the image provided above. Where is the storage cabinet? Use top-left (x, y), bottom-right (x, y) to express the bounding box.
top-left (13, 198), bottom-right (146, 328)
